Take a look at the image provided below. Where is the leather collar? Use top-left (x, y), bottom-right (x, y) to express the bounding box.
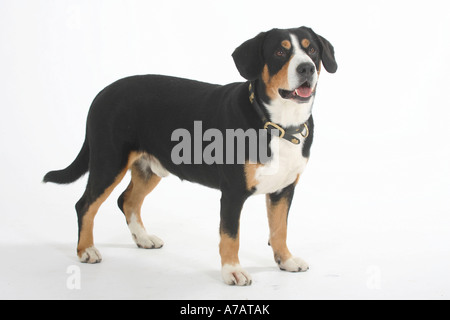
top-left (248, 82), bottom-right (309, 145)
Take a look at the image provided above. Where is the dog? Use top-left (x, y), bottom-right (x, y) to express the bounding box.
top-left (44, 26), bottom-right (337, 286)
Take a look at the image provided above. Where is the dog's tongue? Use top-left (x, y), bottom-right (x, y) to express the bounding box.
top-left (295, 87), bottom-right (312, 98)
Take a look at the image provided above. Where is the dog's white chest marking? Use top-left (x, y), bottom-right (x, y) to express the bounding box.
top-left (251, 34), bottom-right (315, 195)
top-left (253, 136), bottom-right (308, 195)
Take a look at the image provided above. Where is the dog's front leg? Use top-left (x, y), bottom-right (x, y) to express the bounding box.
top-left (219, 191), bottom-right (252, 286)
top-left (266, 183), bottom-right (309, 272)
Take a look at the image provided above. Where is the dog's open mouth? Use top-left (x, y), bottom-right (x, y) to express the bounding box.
top-left (279, 81), bottom-right (314, 102)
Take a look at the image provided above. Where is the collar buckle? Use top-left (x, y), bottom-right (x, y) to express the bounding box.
top-left (249, 81), bottom-right (309, 145)
top-left (264, 122), bottom-right (286, 139)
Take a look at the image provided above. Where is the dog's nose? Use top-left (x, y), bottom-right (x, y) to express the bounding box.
top-left (296, 63), bottom-right (315, 77)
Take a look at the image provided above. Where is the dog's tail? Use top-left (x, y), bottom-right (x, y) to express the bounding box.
top-left (43, 139), bottom-right (89, 184)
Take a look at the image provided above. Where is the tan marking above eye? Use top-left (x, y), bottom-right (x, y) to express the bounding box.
top-left (281, 40), bottom-right (291, 50)
top-left (301, 38), bottom-right (310, 49)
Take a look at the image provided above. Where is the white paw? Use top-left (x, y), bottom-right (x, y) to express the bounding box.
top-left (133, 233), bottom-right (164, 249)
top-left (128, 216), bottom-right (164, 249)
top-left (79, 246), bottom-right (102, 264)
top-left (222, 264), bottom-right (252, 286)
top-left (279, 256), bottom-right (309, 272)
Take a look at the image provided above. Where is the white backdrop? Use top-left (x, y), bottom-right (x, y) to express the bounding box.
top-left (1, 0), bottom-right (450, 299)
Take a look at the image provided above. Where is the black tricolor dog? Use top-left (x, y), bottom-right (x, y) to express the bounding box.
top-left (44, 26), bottom-right (337, 286)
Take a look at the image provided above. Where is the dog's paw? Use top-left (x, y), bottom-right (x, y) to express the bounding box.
top-left (79, 246), bottom-right (102, 264)
top-left (133, 233), bottom-right (164, 249)
top-left (222, 264), bottom-right (252, 286)
top-left (279, 256), bottom-right (309, 272)
top-left (128, 218), bottom-right (164, 249)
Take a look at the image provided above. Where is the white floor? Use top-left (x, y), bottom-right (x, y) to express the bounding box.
top-left (1, 137), bottom-right (449, 300)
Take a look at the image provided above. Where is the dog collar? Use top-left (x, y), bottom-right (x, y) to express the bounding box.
top-left (248, 82), bottom-right (309, 145)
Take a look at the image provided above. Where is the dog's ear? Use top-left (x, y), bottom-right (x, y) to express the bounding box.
top-left (308, 28), bottom-right (338, 74)
top-left (232, 32), bottom-right (267, 81)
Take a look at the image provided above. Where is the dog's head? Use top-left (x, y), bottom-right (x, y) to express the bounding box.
top-left (233, 27), bottom-right (337, 124)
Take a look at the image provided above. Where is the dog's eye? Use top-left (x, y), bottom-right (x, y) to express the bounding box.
top-left (275, 49), bottom-right (287, 58)
top-left (309, 47), bottom-right (316, 55)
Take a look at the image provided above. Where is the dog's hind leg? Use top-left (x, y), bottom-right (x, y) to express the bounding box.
top-left (75, 151), bottom-right (140, 263)
top-left (117, 155), bottom-right (163, 249)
